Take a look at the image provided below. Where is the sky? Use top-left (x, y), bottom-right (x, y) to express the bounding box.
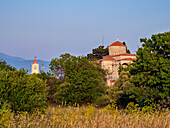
top-left (0, 0), bottom-right (170, 61)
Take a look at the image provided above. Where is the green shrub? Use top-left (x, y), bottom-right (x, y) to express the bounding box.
top-left (0, 69), bottom-right (49, 114)
top-left (94, 95), bottom-right (110, 107)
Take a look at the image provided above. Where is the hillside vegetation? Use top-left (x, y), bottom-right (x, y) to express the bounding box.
top-left (0, 32), bottom-right (169, 127)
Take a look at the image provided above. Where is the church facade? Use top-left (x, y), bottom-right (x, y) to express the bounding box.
top-left (97, 40), bottom-right (136, 86)
top-left (31, 56), bottom-right (39, 74)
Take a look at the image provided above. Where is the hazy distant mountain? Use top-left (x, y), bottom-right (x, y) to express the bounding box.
top-left (0, 53), bottom-right (50, 74)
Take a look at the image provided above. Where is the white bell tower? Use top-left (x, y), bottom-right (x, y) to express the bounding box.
top-left (31, 56), bottom-right (39, 74)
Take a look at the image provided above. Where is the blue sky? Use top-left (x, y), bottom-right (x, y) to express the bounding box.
top-left (0, 0), bottom-right (170, 61)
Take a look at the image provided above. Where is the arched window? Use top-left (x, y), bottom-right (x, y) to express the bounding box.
top-left (122, 63), bottom-right (128, 68)
top-left (122, 63), bottom-right (128, 66)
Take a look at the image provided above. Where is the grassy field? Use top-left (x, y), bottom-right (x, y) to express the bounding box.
top-left (2, 104), bottom-right (170, 128)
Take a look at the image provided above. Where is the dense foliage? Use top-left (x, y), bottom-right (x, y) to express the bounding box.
top-left (36, 71), bottom-right (61, 104)
top-left (109, 71), bottom-right (134, 108)
top-left (0, 32), bottom-right (169, 119)
top-left (0, 60), bottom-right (16, 71)
top-left (0, 61), bottom-right (49, 114)
top-left (128, 31), bottom-right (170, 108)
top-left (108, 31), bottom-right (170, 110)
top-left (49, 53), bottom-right (75, 82)
top-left (50, 54), bottom-right (107, 105)
top-left (87, 45), bottom-right (109, 60)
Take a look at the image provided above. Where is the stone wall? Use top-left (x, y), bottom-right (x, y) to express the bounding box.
top-left (109, 46), bottom-right (126, 55)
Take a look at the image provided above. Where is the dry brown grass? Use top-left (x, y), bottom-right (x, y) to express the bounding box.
top-left (5, 105), bottom-right (170, 128)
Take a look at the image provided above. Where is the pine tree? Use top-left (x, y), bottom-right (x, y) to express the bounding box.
top-left (87, 45), bottom-right (109, 60)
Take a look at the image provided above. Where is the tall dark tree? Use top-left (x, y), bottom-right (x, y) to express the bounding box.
top-left (87, 45), bottom-right (109, 60)
top-left (49, 53), bottom-right (75, 82)
top-left (128, 32), bottom-right (170, 108)
top-left (123, 42), bottom-right (131, 53)
top-left (109, 71), bottom-right (134, 108)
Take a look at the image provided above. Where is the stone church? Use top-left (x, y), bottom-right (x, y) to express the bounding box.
top-left (97, 39), bottom-right (136, 86)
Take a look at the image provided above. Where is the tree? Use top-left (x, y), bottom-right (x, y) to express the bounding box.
top-left (36, 70), bottom-right (61, 104)
top-left (65, 56), bottom-right (107, 104)
top-left (49, 53), bottom-right (75, 82)
top-left (109, 71), bottom-right (134, 108)
top-left (0, 69), bottom-right (49, 113)
top-left (129, 31), bottom-right (170, 108)
top-left (87, 45), bottom-right (109, 60)
top-left (123, 42), bottom-right (131, 53)
top-left (54, 82), bottom-right (74, 104)
top-left (0, 60), bottom-right (16, 71)
top-left (50, 54), bottom-right (107, 105)
top-left (118, 64), bottom-right (131, 75)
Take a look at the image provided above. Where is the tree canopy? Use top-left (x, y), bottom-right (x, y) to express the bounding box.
top-left (0, 61), bottom-right (49, 113)
top-left (123, 42), bottom-right (131, 53)
top-left (0, 59), bottom-right (16, 71)
top-left (128, 31), bottom-right (170, 108)
top-left (109, 71), bottom-right (134, 108)
top-left (87, 45), bottom-right (109, 60)
top-left (50, 54), bottom-right (107, 105)
top-left (49, 53), bottom-right (75, 82)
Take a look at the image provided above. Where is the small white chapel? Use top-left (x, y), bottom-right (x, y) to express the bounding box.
top-left (31, 56), bottom-right (39, 74)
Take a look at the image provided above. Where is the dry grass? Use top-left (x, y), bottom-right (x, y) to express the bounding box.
top-left (4, 105), bottom-right (170, 128)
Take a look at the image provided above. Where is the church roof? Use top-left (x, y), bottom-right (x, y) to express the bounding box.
top-left (32, 56), bottom-right (38, 64)
top-left (98, 57), bottom-right (115, 61)
top-left (109, 41), bottom-right (126, 47)
top-left (102, 57), bottom-right (115, 60)
top-left (33, 60), bottom-right (38, 64)
top-left (120, 58), bottom-right (136, 61)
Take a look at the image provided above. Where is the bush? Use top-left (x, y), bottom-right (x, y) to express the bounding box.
top-left (36, 71), bottom-right (61, 104)
top-left (0, 69), bottom-right (49, 113)
top-left (94, 95), bottom-right (110, 107)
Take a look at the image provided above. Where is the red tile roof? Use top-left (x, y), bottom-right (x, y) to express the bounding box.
top-left (109, 41), bottom-right (126, 47)
top-left (120, 58), bottom-right (136, 61)
top-left (33, 60), bottom-right (38, 64)
top-left (33, 56), bottom-right (38, 64)
top-left (98, 57), bottom-right (115, 61)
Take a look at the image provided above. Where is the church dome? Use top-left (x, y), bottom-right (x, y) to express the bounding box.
top-left (109, 41), bottom-right (126, 47)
